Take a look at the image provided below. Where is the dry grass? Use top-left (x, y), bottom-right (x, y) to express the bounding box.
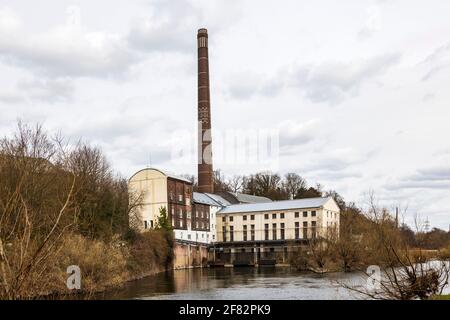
top-left (54, 234), bottom-right (129, 294)
top-left (127, 230), bottom-right (174, 277)
top-left (9, 230), bottom-right (175, 299)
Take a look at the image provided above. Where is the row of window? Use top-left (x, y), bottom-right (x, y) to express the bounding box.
top-left (144, 220), bottom-right (153, 229)
top-left (195, 210), bottom-right (209, 219)
top-left (194, 221), bottom-right (209, 229)
top-left (178, 232), bottom-right (216, 241)
top-left (227, 214), bottom-right (255, 222)
top-left (222, 211), bottom-right (320, 223)
top-left (326, 211), bottom-right (338, 219)
top-left (169, 192), bottom-right (185, 202)
top-left (222, 221), bottom-right (317, 242)
top-left (223, 225), bottom-right (256, 242)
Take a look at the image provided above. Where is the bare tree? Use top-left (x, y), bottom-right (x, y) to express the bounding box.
top-left (344, 193), bottom-right (450, 300)
top-left (282, 173), bottom-right (306, 200)
top-left (308, 239), bottom-right (331, 272)
top-left (227, 175), bottom-right (244, 193)
top-left (213, 169), bottom-right (230, 192)
top-left (0, 123), bottom-right (78, 299)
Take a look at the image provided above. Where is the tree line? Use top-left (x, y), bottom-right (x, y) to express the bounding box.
top-left (184, 170), bottom-right (344, 204)
top-left (0, 122), bottom-right (173, 299)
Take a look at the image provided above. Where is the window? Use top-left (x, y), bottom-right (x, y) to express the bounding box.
top-left (179, 209), bottom-right (183, 218)
top-left (295, 212), bottom-right (299, 218)
top-left (144, 221), bottom-right (148, 229)
top-left (312, 210), bottom-right (316, 217)
top-left (272, 213), bottom-right (276, 219)
top-left (222, 226), bottom-right (227, 242)
top-left (303, 221), bottom-right (308, 239)
top-left (311, 221), bottom-right (317, 239)
top-left (280, 223), bottom-right (285, 240)
top-left (222, 216), bottom-right (226, 222)
top-left (264, 224), bottom-right (269, 240)
top-left (272, 223), bottom-right (277, 240)
top-left (178, 194), bottom-right (183, 202)
top-left (280, 213), bottom-right (285, 219)
top-left (170, 192), bottom-right (174, 201)
top-left (150, 220), bottom-right (153, 228)
top-left (250, 215), bottom-right (255, 220)
top-left (243, 215), bottom-right (247, 221)
top-left (295, 222), bottom-right (300, 239)
top-left (243, 225), bottom-right (248, 241)
top-left (264, 214), bottom-right (269, 219)
top-left (229, 216), bottom-right (233, 222)
top-left (230, 226), bottom-right (234, 242)
top-left (303, 211), bottom-right (308, 217)
top-left (251, 225), bottom-right (255, 241)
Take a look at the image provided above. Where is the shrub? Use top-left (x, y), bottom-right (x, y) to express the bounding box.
top-left (55, 234), bottom-right (129, 294)
top-left (128, 230), bottom-right (175, 276)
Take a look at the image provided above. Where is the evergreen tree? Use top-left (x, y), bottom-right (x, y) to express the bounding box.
top-left (156, 206), bottom-right (172, 231)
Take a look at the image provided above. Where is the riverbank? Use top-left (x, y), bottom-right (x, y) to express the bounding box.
top-left (31, 230), bottom-right (175, 299)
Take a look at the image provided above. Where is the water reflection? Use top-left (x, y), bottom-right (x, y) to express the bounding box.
top-left (99, 267), bottom-right (367, 300)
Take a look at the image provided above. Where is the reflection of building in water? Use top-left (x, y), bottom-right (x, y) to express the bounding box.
top-left (172, 268), bottom-right (216, 293)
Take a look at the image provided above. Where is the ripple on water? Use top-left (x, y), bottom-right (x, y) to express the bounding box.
top-left (104, 268), bottom-right (366, 300)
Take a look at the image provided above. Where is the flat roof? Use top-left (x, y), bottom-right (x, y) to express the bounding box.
top-left (217, 197), bottom-right (333, 214)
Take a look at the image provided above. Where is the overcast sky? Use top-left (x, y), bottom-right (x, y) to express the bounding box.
top-left (1, 0), bottom-right (449, 229)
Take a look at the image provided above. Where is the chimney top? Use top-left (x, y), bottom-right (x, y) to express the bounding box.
top-left (198, 28), bottom-right (208, 36)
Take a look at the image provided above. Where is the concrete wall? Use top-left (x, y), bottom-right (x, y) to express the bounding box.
top-left (128, 168), bottom-right (168, 231)
top-left (173, 242), bottom-right (210, 269)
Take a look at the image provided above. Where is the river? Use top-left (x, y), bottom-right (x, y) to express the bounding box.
top-left (99, 267), bottom-right (370, 300)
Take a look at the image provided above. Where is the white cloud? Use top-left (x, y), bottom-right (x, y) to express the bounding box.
top-left (358, 5), bottom-right (382, 40)
top-left (0, 6), bottom-right (21, 31)
top-left (421, 43), bottom-right (450, 81)
top-left (225, 54), bottom-right (401, 104)
top-left (0, 0), bottom-right (449, 229)
top-left (0, 77), bottom-right (74, 103)
top-left (0, 7), bottom-right (139, 79)
top-left (291, 53), bottom-right (401, 104)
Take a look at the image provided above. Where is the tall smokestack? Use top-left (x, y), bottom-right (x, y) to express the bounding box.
top-left (197, 28), bottom-right (214, 193)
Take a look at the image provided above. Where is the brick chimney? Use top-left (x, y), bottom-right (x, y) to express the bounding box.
top-left (197, 28), bottom-right (214, 193)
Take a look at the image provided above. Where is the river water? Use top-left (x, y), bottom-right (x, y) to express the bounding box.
top-left (100, 267), bottom-right (369, 300)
